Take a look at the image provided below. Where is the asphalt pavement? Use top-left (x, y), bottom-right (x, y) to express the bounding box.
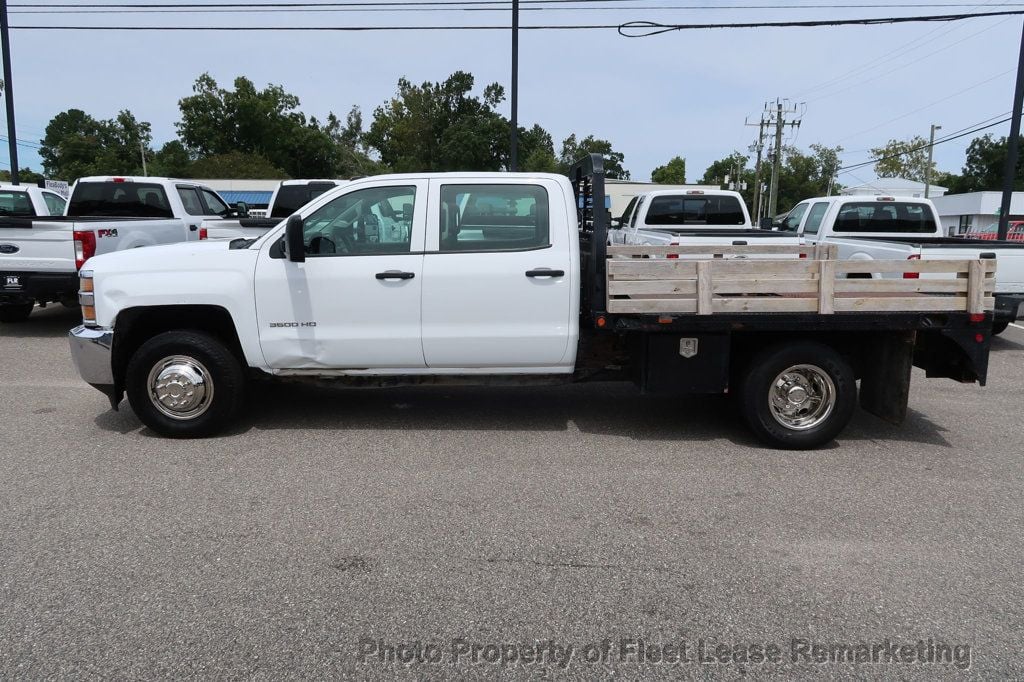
top-left (1, 304), bottom-right (1022, 679)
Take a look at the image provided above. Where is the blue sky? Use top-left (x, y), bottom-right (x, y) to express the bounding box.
top-left (3, 1), bottom-right (1021, 183)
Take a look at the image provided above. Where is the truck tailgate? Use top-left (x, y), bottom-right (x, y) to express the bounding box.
top-left (0, 220), bottom-right (74, 273)
top-left (922, 246), bottom-right (1024, 294)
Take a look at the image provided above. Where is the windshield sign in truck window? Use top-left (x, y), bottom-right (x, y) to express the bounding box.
top-left (833, 202), bottom-right (937, 233)
top-left (440, 184), bottom-right (549, 252)
top-left (69, 182), bottom-right (173, 218)
top-left (0, 191), bottom-right (35, 216)
top-left (646, 195), bottom-right (745, 226)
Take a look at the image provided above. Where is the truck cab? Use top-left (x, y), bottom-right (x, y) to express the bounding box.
top-left (0, 183), bottom-right (67, 217)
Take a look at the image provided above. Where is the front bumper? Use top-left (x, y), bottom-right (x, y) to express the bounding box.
top-left (69, 325), bottom-right (118, 406)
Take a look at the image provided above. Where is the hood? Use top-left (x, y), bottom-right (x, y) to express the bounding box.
top-left (83, 239), bottom-right (236, 274)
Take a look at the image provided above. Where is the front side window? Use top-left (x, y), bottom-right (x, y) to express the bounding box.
top-left (177, 187), bottom-right (205, 216)
top-left (0, 190), bottom-right (34, 216)
top-left (646, 194), bottom-right (746, 226)
top-left (439, 184), bottom-right (549, 252)
top-left (630, 196), bottom-right (645, 228)
top-left (619, 196), bottom-right (638, 226)
top-left (803, 202), bottom-right (829, 235)
top-left (300, 185), bottom-right (415, 256)
top-left (42, 192), bottom-right (67, 216)
top-left (781, 203), bottom-right (809, 232)
top-left (68, 182), bottom-right (172, 218)
top-left (833, 201), bottom-right (937, 233)
top-left (200, 188), bottom-right (230, 217)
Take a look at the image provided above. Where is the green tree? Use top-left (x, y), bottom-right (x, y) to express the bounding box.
top-left (0, 168), bottom-right (44, 183)
top-left (775, 143), bottom-right (843, 213)
top-left (148, 140), bottom-right (193, 177)
top-left (40, 108), bottom-right (152, 179)
top-left (651, 156), bottom-right (686, 184)
top-left (189, 152), bottom-right (288, 179)
top-left (701, 152), bottom-right (755, 206)
top-left (558, 134), bottom-right (629, 179)
top-left (870, 136), bottom-right (935, 182)
top-left (365, 71), bottom-right (509, 172)
top-left (951, 134), bottom-right (1024, 192)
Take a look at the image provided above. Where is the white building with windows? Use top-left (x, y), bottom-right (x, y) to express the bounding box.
top-left (840, 177), bottom-right (947, 198)
top-left (930, 191), bottom-right (1024, 236)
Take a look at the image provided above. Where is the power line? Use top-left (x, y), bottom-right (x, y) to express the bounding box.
top-left (840, 111), bottom-right (1012, 155)
top-left (14, 1), bottom-right (1024, 9)
top-left (16, 1), bottom-right (1024, 6)
top-left (838, 115), bottom-right (1017, 174)
top-left (10, 8), bottom-right (1024, 30)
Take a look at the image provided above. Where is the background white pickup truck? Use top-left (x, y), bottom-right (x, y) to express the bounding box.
top-left (609, 188), bottom-right (801, 254)
top-left (0, 182), bottom-right (67, 217)
top-left (782, 195), bottom-right (1024, 333)
top-left (201, 179), bottom-right (350, 241)
top-left (0, 177), bottom-right (234, 322)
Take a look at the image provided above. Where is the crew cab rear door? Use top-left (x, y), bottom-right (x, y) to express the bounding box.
top-left (421, 178), bottom-right (575, 369)
top-left (254, 180), bottom-right (428, 369)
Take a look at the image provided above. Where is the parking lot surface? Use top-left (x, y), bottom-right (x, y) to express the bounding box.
top-left (2, 305), bottom-right (1023, 678)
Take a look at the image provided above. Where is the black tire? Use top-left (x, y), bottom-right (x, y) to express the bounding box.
top-left (992, 320), bottom-right (1010, 335)
top-left (738, 341), bottom-right (857, 450)
top-left (0, 303), bottom-right (34, 323)
top-left (125, 330), bottom-right (245, 437)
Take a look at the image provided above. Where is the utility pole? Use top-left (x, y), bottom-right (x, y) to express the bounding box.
top-left (766, 99), bottom-right (802, 221)
top-left (746, 110), bottom-right (769, 224)
top-left (140, 139), bottom-right (148, 176)
top-left (0, 0), bottom-right (19, 185)
top-left (509, 0), bottom-right (519, 172)
top-left (998, 18), bottom-right (1024, 241)
top-left (924, 123), bottom-right (941, 198)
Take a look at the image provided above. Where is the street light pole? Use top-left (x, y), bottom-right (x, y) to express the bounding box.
top-left (509, 0), bottom-right (519, 172)
top-left (925, 123), bottom-right (941, 199)
top-left (0, 0), bottom-right (19, 185)
top-left (998, 18), bottom-right (1024, 241)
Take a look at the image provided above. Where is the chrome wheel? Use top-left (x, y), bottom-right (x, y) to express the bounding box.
top-left (768, 364), bottom-right (835, 431)
top-left (146, 355), bottom-right (214, 421)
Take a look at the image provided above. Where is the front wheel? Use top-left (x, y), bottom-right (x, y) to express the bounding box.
top-left (125, 330), bottom-right (245, 437)
top-left (738, 342), bottom-right (857, 450)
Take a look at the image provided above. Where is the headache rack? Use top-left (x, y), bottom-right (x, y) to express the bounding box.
top-left (568, 153), bottom-right (610, 322)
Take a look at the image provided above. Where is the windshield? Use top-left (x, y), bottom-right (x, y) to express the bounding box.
top-left (645, 195), bottom-right (746, 227)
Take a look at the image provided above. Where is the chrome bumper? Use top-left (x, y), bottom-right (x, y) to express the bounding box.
top-left (69, 325), bottom-right (114, 386)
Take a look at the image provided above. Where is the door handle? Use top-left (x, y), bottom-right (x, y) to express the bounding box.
top-left (375, 270), bottom-right (415, 280)
top-left (525, 269), bottom-right (564, 278)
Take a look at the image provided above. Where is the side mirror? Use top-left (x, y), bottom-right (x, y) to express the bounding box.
top-left (285, 214), bottom-right (305, 263)
top-left (610, 217), bottom-right (623, 229)
top-left (235, 201), bottom-right (249, 217)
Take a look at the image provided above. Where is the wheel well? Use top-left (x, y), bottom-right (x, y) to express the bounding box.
top-left (111, 305), bottom-right (246, 387)
top-left (728, 332), bottom-right (870, 386)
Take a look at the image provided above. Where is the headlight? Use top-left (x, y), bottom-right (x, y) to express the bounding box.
top-left (79, 270), bottom-right (96, 326)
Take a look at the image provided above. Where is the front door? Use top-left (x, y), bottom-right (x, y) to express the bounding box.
top-left (420, 179), bottom-right (575, 370)
top-left (254, 181), bottom-right (427, 370)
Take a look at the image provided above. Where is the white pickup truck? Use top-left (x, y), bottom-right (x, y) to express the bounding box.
top-left (66, 156), bottom-right (997, 450)
top-left (201, 179), bottom-right (350, 241)
top-left (0, 183), bottom-right (68, 217)
top-left (609, 188), bottom-right (801, 254)
top-left (782, 195), bottom-right (1024, 333)
top-left (0, 177), bottom-right (235, 322)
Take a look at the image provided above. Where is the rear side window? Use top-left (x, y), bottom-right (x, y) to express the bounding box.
top-left (42, 192), bottom-right (67, 216)
top-left (439, 184), bottom-right (549, 252)
top-left (177, 187), bottom-right (205, 216)
top-left (833, 202), bottom-right (937, 233)
top-left (0, 190), bottom-right (36, 216)
top-left (645, 195), bottom-right (745, 226)
top-left (803, 202), bottom-right (829, 235)
top-left (271, 182), bottom-right (339, 218)
top-left (69, 182), bottom-right (173, 218)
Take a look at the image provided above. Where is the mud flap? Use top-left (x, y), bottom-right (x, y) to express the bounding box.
top-left (859, 331), bottom-right (915, 425)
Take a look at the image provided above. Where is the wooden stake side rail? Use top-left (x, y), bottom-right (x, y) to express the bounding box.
top-left (606, 252), bottom-right (997, 316)
top-left (607, 244), bottom-right (838, 259)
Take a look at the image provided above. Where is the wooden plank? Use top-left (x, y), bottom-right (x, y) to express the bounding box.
top-left (607, 244), bottom-right (812, 257)
top-left (696, 261), bottom-right (713, 315)
top-left (834, 297), bottom-right (967, 313)
top-left (713, 298), bottom-right (820, 313)
top-left (968, 260), bottom-right (985, 315)
top-left (836, 259), bottom-right (974, 275)
top-left (701, 259), bottom-right (821, 278)
top-left (834, 279), bottom-right (969, 293)
top-left (608, 279), bottom-right (697, 295)
top-left (607, 298), bottom-right (698, 314)
top-left (818, 259), bottom-right (835, 314)
top-left (712, 279), bottom-right (819, 294)
top-left (607, 260), bottom-right (698, 279)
